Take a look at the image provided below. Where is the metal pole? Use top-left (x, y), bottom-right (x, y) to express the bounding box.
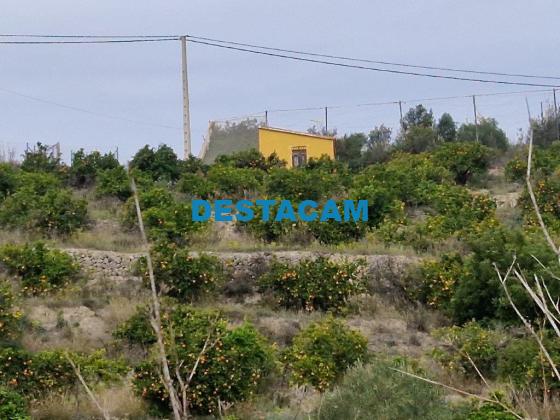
top-left (398, 100), bottom-right (403, 129)
top-left (324, 107), bottom-right (328, 134)
top-left (181, 36), bottom-right (192, 158)
top-left (554, 89), bottom-right (559, 140)
top-left (472, 95), bottom-right (479, 143)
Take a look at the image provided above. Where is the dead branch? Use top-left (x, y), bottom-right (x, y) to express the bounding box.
top-left (130, 175), bottom-right (183, 420)
top-left (524, 105), bottom-right (559, 259)
top-left (391, 368), bottom-right (523, 420)
top-left (64, 353), bottom-right (110, 420)
top-left (495, 263), bottom-right (560, 380)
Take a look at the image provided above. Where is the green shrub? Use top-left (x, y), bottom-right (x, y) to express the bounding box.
top-left (0, 163), bottom-right (19, 199)
top-left (31, 189), bottom-right (88, 235)
top-left (68, 149), bottom-right (119, 188)
top-left (122, 187), bottom-right (204, 244)
top-left (457, 118), bottom-right (509, 151)
top-left (317, 361), bottom-right (456, 420)
top-left (307, 218), bottom-right (367, 244)
top-left (351, 153), bottom-right (451, 208)
top-left (0, 242), bottom-right (80, 295)
top-left (113, 306), bottom-right (155, 347)
top-left (395, 125), bottom-right (439, 153)
top-left (237, 202), bottom-right (300, 242)
top-left (408, 253), bottom-right (464, 311)
top-left (136, 242), bottom-right (224, 301)
top-left (497, 335), bottom-right (560, 391)
top-left (207, 165), bottom-right (263, 197)
top-left (20, 142), bottom-right (66, 175)
top-left (284, 317), bottom-right (368, 391)
top-left (410, 221), bottom-right (560, 323)
top-left (130, 305), bottom-right (275, 415)
top-left (0, 348), bottom-right (127, 401)
top-left (130, 144), bottom-right (181, 182)
top-left (177, 172), bottom-right (216, 199)
top-left (95, 166), bottom-right (131, 201)
top-left (431, 322), bottom-right (501, 379)
top-left (0, 386), bottom-right (29, 420)
top-left (519, 171), bottom-right (560, 231)
top-left (266, 167), bottom-right (342, 201)
top-left (258, 257), bottom-right (366, 313)
top-left (0, 172), bottom-right (88, 236)
top-left (432, 141), bottom-right (492, 185)
top-left (215, 148), bottom-right (285, 170)
top-left (0, 281), bottom-right (23, 346)
top-left (462, 401), bottom-right (518, 420)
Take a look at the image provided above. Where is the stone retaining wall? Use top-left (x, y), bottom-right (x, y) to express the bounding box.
top-left (63, 248), bottom-right (419, 299)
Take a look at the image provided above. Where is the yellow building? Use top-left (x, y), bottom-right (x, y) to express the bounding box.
top-left (258, 127), bottom-right (335, 168)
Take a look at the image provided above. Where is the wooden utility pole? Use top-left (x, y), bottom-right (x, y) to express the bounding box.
top-left (472, 95), bottom-right (479, 143)
top-left (265, 110), bottom-right (269, 127)
top-left (398, 101), bottom-right (404, 130)
top-left (181, 36), bottom-right (192, 158)
top-left (324, 107), bottom-right (328, 134)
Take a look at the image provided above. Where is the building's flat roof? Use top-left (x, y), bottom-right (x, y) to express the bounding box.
top-left (259, 126), bottom-right (334, 141)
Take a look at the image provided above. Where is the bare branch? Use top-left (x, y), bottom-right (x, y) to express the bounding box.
top-left (129, 175), bottom-right (183, 420)
top-left (524, 105), bottom-right (559, 259)
top-left (463, 351), bottom-right (490, 389)
top-left (64, 353), bottom-right (110, 420)
top-left (495, 264), bottom-right (560, 380)
top-left (391, 368), bottom-right (523, 420)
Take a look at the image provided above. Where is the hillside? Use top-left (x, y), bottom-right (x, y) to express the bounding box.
top-left (1, 117), bottom-right (560, 419)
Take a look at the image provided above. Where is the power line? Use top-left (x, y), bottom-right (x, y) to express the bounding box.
top-left (214, 88), bottom-right (554, 121)
top-left (0, 38), bottom-right (179, 45)
top-left (184, 34), bottom-right (560, 82)
top-left (2, 33), bottom-right (559, 83)
top-left (0, 87), bottom-right (182, 130)
top-left (0, 34), bottom-right (177, 39)
top-left (185, 39), bottom-right (560, 88)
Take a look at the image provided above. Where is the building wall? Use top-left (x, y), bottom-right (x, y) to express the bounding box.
top-left (258, 127), bottom-right (335, 168)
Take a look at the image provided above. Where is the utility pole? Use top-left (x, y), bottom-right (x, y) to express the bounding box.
top-left (398, 101), bottom-right (403, 129)
top-left (554, 89), bottom-right (559, 140)
top-left (472, 95), bottom-right (479, 143)
top-left (181, 36), bottom-right (192, 158)
top-left (265, 110), bottom-right (269, 127)
top-left (324, 107), bottom-right (328, 134)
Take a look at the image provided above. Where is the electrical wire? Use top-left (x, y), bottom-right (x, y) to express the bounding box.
top-left (185, 39), bottom-right (560, 88)
top-left (1, 33), bottom-right (559, 83)
top-left (184, 34), bottom-right (560, 81)
top-left (0, 38), bottom-right (179, 45)
top-left (0, 86), bottom-right (181, 130)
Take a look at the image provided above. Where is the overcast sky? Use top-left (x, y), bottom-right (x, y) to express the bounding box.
top-left (1, 1), bottom-right (559, 162)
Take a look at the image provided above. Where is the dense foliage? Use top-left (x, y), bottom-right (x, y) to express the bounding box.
top-left (0, 171), bottom-right (88, 236)
top-left (122, 187), bottom-right (205, 244)
top-left (0, 242), bottom-right (80, 295)
top-left (124, 305), bottom-right (275, 415)
top-left (284, 317), bottom-right (368, 391)
top-left (136, 242), bottom-right (224, 301)
top-left (0, 386), bottom-right (29, 420)
top-left (408, 222), bottom-right (560, 323)
top-left (317, 361), bottom-right (457, 420)
top-left (0, 348), bottom-right (127, 401)
top-left (0, 281), bottom-right (22, 346)
top-left (258, 257), bottom-right (366, 313)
